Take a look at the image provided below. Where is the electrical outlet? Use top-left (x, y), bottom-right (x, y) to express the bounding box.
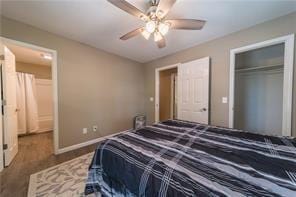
top-left (83, 128), bottom-right (88, 134)
top-left (93, 125), bottom-right (98, 132)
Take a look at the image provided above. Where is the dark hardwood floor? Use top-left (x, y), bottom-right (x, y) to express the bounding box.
top-left (0, 132), bottom-right (99, 197)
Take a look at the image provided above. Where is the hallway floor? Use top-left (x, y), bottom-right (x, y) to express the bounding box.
top-left (0, 132), bottom-right (99, 197)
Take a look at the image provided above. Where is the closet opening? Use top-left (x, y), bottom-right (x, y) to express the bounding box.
top-left (229, 35), bottom-right (294, 136)
top-left (0, 38), bottom-right (58, 169)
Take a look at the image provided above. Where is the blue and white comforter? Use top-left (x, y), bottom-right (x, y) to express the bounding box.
top-left (85, 119), bottom-right (296, 196)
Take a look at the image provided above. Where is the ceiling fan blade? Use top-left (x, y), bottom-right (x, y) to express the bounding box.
top-left (120, 27), bottom-right (144, 40)
top-left (157, 37), bottom-right (166, 48)
top-left (166, 19), bottom-right (206, 30)
top-left (156, 0), bottom-right (177, 19)
top-left (107, 0), bottom-right (148, 21)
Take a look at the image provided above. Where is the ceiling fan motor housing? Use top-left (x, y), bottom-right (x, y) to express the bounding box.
top-left (146, 5), bottom-right (158, 19)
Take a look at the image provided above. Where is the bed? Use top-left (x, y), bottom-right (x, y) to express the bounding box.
top-left (85, 119), bottom-right (296, 196)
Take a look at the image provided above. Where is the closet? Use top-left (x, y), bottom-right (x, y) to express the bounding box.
top-left (234, 43), bottom-right (284, 136)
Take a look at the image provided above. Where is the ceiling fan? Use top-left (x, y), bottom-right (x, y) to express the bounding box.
top-left (107, 0), bottom-right (206, 48)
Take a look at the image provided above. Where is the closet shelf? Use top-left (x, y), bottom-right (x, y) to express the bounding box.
top-left (235, 64), bottom-right (283, 72)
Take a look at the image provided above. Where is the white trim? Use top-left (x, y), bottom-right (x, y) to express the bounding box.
top-left (0, 36), bottom-right (60, 156)
top-left (229, 34), bottom-right (294, 136)
top-left (170, 73), bottom-right (175, 119)
top-left (56, 129), bottom-right (129, 154)
top-left (37, 116), bottom-right (53, 133)
top-left (0, 54), bottom-right (3, 172)
top-left (37, 129), bottom-right (53, 133)
top-left (155, 63), bottom-right (180, 122)
top-left (35, 78), bottom-right (52, 85)
top-left (282, 35), bottom-right (294, 136)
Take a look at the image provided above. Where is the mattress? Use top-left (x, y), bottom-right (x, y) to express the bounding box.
top-left (85, 119), bottom-right (296, 196)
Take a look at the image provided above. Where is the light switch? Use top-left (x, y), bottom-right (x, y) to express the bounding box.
top-left (83, 128), bottom-right (88, 134)
top-left (149, 97), bottom-right (154, 102)
top-left (222, 97), bottom-right (228, 104)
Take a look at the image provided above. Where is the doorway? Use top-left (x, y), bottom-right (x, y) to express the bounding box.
top-left (155, 57), bottom-right (210, 123)
top-left (159, 67), bottom-right (178, 121)
top-left (155, 64), bottom-right (179, 122)
top-left (0, 37), bottom-right (58, 171)
top-left (229, 34), bottom-right (294, 136)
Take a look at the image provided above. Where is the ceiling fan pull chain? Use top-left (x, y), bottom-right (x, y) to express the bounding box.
top-left (151, 0), bottom-right (158, 6)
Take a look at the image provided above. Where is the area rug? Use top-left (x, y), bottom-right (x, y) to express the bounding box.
top-left (28, 152), bottom-right (99, 197)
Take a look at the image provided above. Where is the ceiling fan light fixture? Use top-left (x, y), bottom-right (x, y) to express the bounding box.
top-left (145, 20), bottom-right (156, 33)
top-left (158, 22), bottom-right (170, 35)
top-left (156, 10), bottom-right (164, 18)
top-left (141, 30), bottom-right (151, 40)
top-left (107, 0), bottom-right (206, 49)
top-left (154, 31), bottom-right (162, 42)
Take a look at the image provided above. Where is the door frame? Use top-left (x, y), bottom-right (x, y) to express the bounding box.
top-left (170, 73), bottom-right (177, 119)
top-left (0, 37), bottom-right (59, 171)
top-left (155, 63), bottom-right (180, 122)
top-left (0, 45), bottom-right (3, 172)
top-left (229, 34), bottom-right (294, 136)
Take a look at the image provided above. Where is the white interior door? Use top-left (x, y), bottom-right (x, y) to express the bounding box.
top-left (2, 45), bottom-right (18, 166)
top-left (178, 57), bottom-right (209, 124)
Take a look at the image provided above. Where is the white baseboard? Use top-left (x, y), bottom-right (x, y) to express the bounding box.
top-left (37, 128), bottom-right (53, 133)
top-left (56, 129), bottom-right (130, 155)
top-left (38, 116), bottom-right (53, 133)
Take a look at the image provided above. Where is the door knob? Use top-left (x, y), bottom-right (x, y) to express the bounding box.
top-left (200, 108), bottom-right (207, 112)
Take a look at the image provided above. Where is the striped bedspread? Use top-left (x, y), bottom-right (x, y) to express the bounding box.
top-left (85, 120), bottom-right (296, 196)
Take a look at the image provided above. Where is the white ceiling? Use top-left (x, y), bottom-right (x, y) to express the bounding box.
top-left (5, 42), bottom-right (52, 66)
top-left (1, 0), bottom-right (296, 63)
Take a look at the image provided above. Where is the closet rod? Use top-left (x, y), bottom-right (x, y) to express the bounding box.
top-left (235, 64), bottom-right (283, 72)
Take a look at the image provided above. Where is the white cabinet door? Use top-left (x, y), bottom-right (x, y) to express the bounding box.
top-left (2, 46), bottom-right (18, 166)
top-left (178, 57), bottom-right (209, 124)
